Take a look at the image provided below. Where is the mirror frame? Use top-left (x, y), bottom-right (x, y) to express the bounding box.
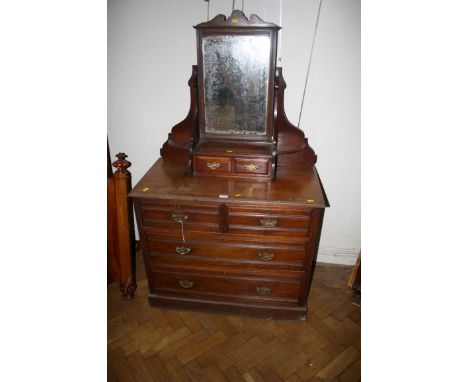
top-left (195, 11), bottom-right (280, 142)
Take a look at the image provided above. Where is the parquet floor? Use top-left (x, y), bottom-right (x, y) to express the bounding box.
top-left (108, 253), bottom-right (361, 381)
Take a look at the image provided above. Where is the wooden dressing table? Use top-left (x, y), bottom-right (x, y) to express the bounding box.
top-left (130, 10), bottom-right (328, 319)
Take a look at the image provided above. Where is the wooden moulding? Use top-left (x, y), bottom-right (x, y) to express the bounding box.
top-left (195, 10), bottom-right (279, 144)
top-left (148, 293), bottom-right (307, 320)
top-left (194, 9), bottom-right (281, 30)
top-left (160, 66), bottom-right (317, 168)
top-left (112, 152), bottom-right (137, 299)
top-left (275, 67), bottom-right (317, 167)
top-left (160, 65), bottom-right (199, 164)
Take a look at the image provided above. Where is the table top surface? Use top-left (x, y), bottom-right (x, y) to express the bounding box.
top-left (130, 158), bottom-right (327, 208)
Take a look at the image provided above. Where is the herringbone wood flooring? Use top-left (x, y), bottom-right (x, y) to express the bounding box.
top-left (108, 253), bottom-right (361, 381)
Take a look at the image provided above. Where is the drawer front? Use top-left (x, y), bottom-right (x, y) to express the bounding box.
top-left (149, 269), bottom-right (301, 303)
top-left (234, 158), bottom-right (269, 175)
top-left (145, 236), bottom-right (306, 269)
top-left (140, 201), bottom-right (220, 232)
top-left (194, 156), bottom-right (231, 174)
top-left (227, 206), bottom-right (311, 237)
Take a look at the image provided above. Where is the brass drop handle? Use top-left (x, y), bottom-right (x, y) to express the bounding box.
top-left (244, 163), bottom-right (258, 172)
top-left (260, 218), bottom-right (277, 227)
top-left (179, 280), bottom-right (194, 289)
top-left (257, 252), bottom-right (275, 261)
top-left (256, 286), bottom-right (271, 295)
top-left (175, 246), bottom-right (191, 255)
top-left (206, 162), bottom-right (221, 170)
top-left (172, 212), bottom-right (188, 223)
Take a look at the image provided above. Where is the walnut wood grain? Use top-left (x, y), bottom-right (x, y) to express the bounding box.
top-left (144, 234), bottom-right (306, 269)
top-left (149, 268), bottom-right (301, 303)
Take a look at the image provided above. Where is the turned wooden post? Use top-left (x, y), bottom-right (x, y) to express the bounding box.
top-left (112, 152), bottom-right (137, 299)
top-left (348, 252), bottom-right (361, 296)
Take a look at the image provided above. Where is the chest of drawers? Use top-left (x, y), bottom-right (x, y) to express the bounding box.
top-left (130, 159), bottom-right (327, 319)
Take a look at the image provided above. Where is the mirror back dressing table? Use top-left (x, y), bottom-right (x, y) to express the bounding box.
top-left (129, 10), bottom-right (328, 319)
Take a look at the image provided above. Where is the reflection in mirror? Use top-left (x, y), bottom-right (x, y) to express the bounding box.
top-left (202, 35), bottom-right (271, 135)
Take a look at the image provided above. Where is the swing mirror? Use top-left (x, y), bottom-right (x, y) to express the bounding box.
top-left (195, 10), bottom-right (280, 142)
top-left (202, 34), bottom-right (270, 136)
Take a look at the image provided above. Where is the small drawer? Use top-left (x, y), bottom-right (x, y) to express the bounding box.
top-left (194, 156), bottom-right (231, 174)
top-left (140, 201), bottom-right (220, 232)
top-left (234, 158), bottom-right (269, 175)
top-left (149, 269), bottom-right (301, 302)
top-left (227, 206), bottom-right (311, 237)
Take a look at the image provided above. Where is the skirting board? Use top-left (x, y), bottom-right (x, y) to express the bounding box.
top-left (317, 246), bottom-right (360, 266)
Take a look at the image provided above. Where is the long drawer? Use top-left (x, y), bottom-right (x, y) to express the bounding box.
top-left (148, 268), bottom-right (301, 304)
top-left (145, 235), bottom-right (306, 270)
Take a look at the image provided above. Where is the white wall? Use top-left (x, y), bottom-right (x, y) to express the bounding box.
top-left (108, 0), bottom-right (360, 265)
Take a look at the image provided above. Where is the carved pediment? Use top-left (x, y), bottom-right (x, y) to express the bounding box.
top-left (195, 10), bottom-right (280, 30)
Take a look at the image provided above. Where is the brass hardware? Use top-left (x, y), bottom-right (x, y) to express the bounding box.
top-left (244, 163), bottom-right (258, 172)
top-left (258, 252), bottom-right (275, 261)
top-left (206, 161), bottom-right (221, 169)
top-left (179, 280), bottom-right (194, 289)
top-left (172, 212), bottom-right (188, 223)
top-left (260, 218), bottom-right (277, 227)
top-left (176, 246), bottom-right (191, 255)
top-left (256, 286), bottom-right (271, 295)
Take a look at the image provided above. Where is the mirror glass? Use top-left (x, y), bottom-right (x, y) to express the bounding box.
top-left (202, 35), bottom-right (271, 135)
